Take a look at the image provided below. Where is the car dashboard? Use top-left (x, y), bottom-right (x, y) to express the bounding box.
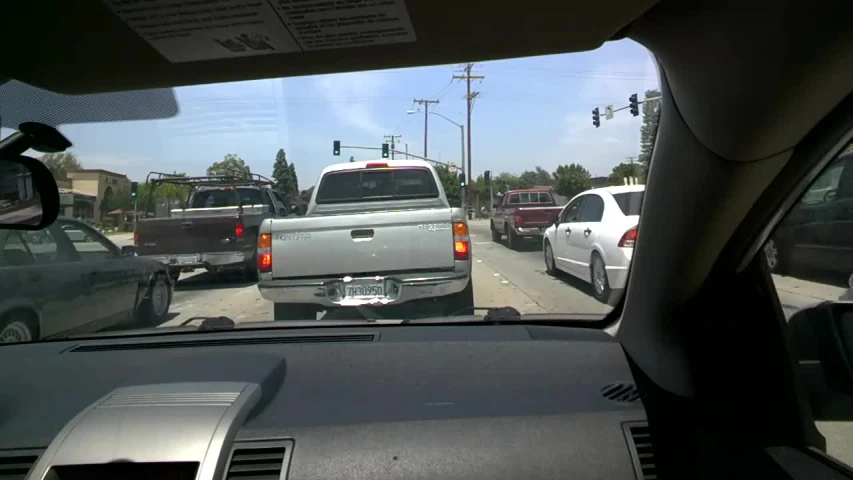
top-left (0, 324), bottom-right (651, 480)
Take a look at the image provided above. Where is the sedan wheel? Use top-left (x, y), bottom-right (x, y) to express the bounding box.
top-left (138, 275), bottom-right (172, 326)
top-left (544, 242), bottom-right (556, 275)
top-left (0, 316), bottom-right (36, 343)
top-left (591, 254), bottom-right (611, 304)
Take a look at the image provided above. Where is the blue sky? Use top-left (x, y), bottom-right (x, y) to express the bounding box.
top-left (4, 39), bottom-right (659, 187)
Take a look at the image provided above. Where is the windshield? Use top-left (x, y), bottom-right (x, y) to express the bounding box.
top-left (0, 39), bottom-right (662, 342)
top-left (613, 191), bottom-right (643, 216)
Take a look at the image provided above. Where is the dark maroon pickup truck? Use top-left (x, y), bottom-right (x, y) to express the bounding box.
top-left (490, 188), bottom-right (563, 249)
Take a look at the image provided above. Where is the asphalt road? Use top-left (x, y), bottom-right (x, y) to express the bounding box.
top-left (109, 222), bottom-right (849, 325)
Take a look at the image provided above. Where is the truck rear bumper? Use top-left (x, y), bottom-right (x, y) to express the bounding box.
top-left (514, 226), bottom-right (546, 237)
top-left (258, 267), bottom-right (470, 307)
top-left (140, 251), bottom-right (252, 270)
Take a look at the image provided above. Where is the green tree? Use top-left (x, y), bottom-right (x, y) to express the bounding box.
top-left (552, 163), bottom-right (592, 198)
top-left (207, 153), bottom-right (250, 178)
top-left (272, 149), bottom-right (299, 197)
top-left (520, 166), bottom-right (553, 188)
top-left (137, 173), bottom-right (190, 214)
top-left (40, 152), bottom-right (82, 181)
top-left (435, 166), bottom-right (462, 207)
top-left (638, 89), bottom-right (662, 178)
top-left (608, 162), bottom-right (644, 186)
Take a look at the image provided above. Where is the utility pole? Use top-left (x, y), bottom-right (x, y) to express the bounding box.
top-left (405, 143), bottom-right (409, 159)
top-left (626, 156), bottom-right (637, 164)
top-left (384, 134), bottom-right (402, 160)
top-left (412, 99), bottom-right (439, 157)
top-left (453, 63), bottom-right (484, 220)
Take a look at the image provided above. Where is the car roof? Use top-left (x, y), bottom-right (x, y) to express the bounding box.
top-left (321, 160), bottom-right (436, 175)
top-left (586, 185), bottom-right (645, 196)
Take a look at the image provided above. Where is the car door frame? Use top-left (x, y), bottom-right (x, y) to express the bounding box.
top-left (55, 219), bottom-right (138, 329)
top-left (572, 193), bottom-right (606, 282)
top-left (554, 195), bottom-right (585, 276)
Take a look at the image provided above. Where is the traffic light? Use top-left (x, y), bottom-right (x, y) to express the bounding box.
top-left (381, 143), bottom-right (389, 158)
top-left (592, 107), bottom-right (600, 128)
top-left (333, 140), bottom-right (341, 156)
top-left (459, 173), bottom-right (466, 187)
top-left (629, 94), bottom-right (639, 116)
top-left (130, 181), bottom-right (138, 198)
top-left (484, 170), bottom-right (491, 184)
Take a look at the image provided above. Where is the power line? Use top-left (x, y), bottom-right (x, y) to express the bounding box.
top-left (453, 63), bottom-right (484, 220)
top-left (412, 98), bottom-right (439, 157)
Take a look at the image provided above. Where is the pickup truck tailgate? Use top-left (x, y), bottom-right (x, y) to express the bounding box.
top-left (518, 207), bottom-right (561, 226)
top-left (270, 208), bottom-right (456, 278)
top-left (136, 215), bottom-right (242, 255)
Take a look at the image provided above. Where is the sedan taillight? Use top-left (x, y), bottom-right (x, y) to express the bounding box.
top-left (618, 226), bottom-right (638, 248)
top-left (257, 233), bottom-right (272, 273)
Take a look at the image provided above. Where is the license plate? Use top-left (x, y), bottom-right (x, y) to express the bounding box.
top-left (344, 281), bottom-right (385, 298)
top-left (177, 255), bottom-right (199, 265)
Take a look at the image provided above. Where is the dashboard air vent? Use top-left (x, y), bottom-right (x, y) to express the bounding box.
top-left (69, 333), bottom-right (376, 352)
top-left (601, 382), bottom-right (641, 403)
top-left (623, 422), bottom-right (656, 480)
top-left (0, 450), bottom-right (42, 480)
top-left (225, 440), bottom-right (292, 480)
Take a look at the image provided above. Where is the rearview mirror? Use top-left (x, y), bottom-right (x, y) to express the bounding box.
top-left (0, 155), bottom-right (59, 230)
top-left (787, 301), bottom-right (853, 420)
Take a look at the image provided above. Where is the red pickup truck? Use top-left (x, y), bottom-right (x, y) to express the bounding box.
top-left (490, 188), bottom-right (563, 249)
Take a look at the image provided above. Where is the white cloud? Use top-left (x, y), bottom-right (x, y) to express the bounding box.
top-left (604, 137), bottom-right (622, 144)
top-left (314, 71), bottom-right (387, 137)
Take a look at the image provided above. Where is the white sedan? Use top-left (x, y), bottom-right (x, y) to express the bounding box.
top-left (542, 185), bottom-right (644, 303)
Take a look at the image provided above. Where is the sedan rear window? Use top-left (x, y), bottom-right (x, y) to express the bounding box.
top-left (612, 191), bottom-right (644, 216)
top-left (315, 167), bottom-right (439, 204)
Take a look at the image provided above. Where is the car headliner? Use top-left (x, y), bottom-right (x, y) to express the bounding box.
top-left (1, 0), bottom-right (852, 396)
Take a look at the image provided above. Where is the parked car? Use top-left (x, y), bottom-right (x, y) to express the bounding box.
top-left (0, 218), bottom-right (172, 343)
top-left (764, 152), bottom-right (853, 286)
top-left (258, 159), bottom-right (473, 320)
top-left (134, 173), bottom-right (292, 282)
top-left (542, 185), bottom-right (644, 303)
top-left (490, 188), bottom-right (564, 249)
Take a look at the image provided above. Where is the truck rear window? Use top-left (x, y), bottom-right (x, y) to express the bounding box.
top-left (315, 168), bottom-right (439, 204)
top-left (612, 191), bottom-right (644, 216)
top-left (190, 188), bottom-right (265, 208)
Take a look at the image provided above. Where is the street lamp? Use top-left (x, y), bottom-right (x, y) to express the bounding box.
top-left (407, 110), bottom-right (466, 216)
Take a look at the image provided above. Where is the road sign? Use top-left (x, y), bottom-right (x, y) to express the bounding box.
top-left (605, 105), bottom-right (614, 120)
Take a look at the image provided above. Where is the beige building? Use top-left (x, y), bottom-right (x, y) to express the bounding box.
top-left (62, 169), bottom-right (129, 219)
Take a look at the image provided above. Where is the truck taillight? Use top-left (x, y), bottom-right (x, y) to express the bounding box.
top-left (235, 220), bottom-right (245, 238)
top-left (453, 221), bottom-right (470, 260)
top-left (257, 233), bottom-right (272, 273)
top-left (133, 230), bottom-right (139, 247)
top-left (618, 226), bottom-right (638, 248)
top-left (514, 216), bottom-right (522, 226)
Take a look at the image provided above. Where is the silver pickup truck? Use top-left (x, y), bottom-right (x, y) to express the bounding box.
top-left (257, 160), bottom-right (473, 320)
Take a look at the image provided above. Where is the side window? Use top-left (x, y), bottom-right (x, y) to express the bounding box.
top-left (538, 192), bottom-right (552, 203)
top-left (271, 191), bottom-right (289, 214)
top-left (764, 146), bottom-right (853, 468)
top-left (579, 195), bottom-right (604, 222)
top-left (508, 194), bottom-right (520, 205)
top-left (1, 228), bottom-right (60, 266)
top-left (59, 221), bottom-right (117, 261)
top-left (561, 197), bottom-right (585, 223)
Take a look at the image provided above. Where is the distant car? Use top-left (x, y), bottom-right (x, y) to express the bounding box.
top-left (0, 218), bottom-right (172, 343)
top-left (542, 185), bottom-right (644, 303)
top-left (490, 189), bottom-right (564, 249)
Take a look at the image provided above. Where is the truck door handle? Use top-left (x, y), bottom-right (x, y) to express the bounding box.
top-left (584, 228), bottom-right (592, 235)
top-left (181, 222), bottom-right (193, 228)
top-left (351, 229), bottom-right (374, 239)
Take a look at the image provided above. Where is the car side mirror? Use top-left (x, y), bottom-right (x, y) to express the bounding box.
top-left (121, 245), bottom-right (137, 256)
top-left (787, 301), bottom-right (853, 420)
top-left (0, 155), bottom-right (60, 230)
